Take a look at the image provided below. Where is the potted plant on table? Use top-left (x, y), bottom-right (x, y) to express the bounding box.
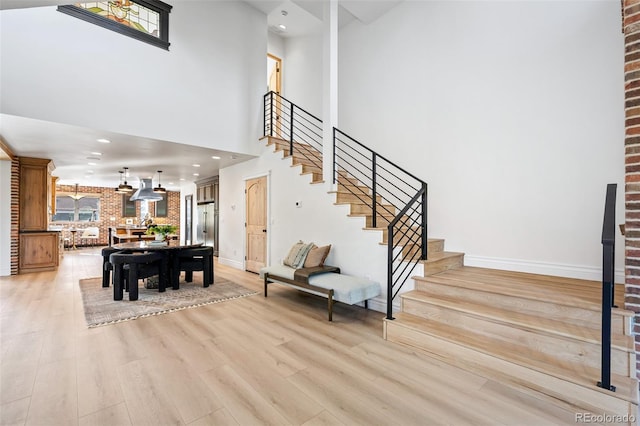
top-left (146, 224), bottom-right (177, 242)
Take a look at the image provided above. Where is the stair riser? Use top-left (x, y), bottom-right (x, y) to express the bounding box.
top-left (334, 192), bottom-right (380, 205)
top-left (424, 254), bottom-right (464, 276)
top-left (383, 320), bottom-right (636, 418)
top-left (414, 280), bottom-right (627, 335)
top-left (292, 155), bottom-right (322, 167)
top-left (401, 298), bottom-right (633, 378)
top-left (349, 203), bottom-right (396, 216)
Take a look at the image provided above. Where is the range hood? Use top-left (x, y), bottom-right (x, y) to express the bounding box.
top-left (129, 178), bottom-right (163, 201)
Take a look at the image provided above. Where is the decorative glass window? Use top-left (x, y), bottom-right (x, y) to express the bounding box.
top-left (53, 195), bottom-right (100, 222)
top-left (58, 0), bottom-right (172, 50)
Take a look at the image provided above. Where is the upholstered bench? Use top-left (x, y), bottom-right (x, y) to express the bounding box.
top-left (260, 264), bottom-right (381, 321)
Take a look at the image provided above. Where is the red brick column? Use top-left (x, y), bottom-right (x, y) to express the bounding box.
top-left (624, 0), bottom-right (640, 379)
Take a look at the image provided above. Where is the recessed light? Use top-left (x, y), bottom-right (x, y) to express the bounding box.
top-left (278, 24), bottom-right (286, 30)
top-left (180, 178), bottom-right (185, 181)
top-left (193, 173), bottom-right (200, 177)
top-left (211, 156), bottom-right (220, 160)
top-left (168, 182), bottom-right (174, 185)
top-left (88, 162), bottom-right (97, 166)
top-left (193, 164), bottom-right (201, 167)
top-left (86, 170), bottom-right (94, 174)
top-left (97, 138), bottom-right (111, 143)
top-left (90, 152), bottom-right (102, 156)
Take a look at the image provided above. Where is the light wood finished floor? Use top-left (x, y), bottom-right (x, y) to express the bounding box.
top-left (0, 249), bottom-right (601, 425)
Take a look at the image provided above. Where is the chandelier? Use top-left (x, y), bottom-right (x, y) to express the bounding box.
top-left (69, 183), bottom-right (85, 200)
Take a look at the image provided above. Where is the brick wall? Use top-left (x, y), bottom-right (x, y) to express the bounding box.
top-left (53, 184), bottom-right (180, 247)
top-left (10, 158), bottom-right (19, 275)
top-left (624, 0), bottom-right (640, 380)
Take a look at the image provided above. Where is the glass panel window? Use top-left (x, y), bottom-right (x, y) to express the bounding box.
top-left (54, 195), bottom-right (100, 222)
top-left (58, 0), bottom-right (172, 50)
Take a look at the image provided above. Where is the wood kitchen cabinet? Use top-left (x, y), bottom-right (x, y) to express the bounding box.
top-left (18, 156), bottom-right (59, 273)
top-left (19, 157), bottom-right (53, 231)
top-left (19, 232), bottom-right (59, 273)
top-left (196, 176), bottom-right (218, 204)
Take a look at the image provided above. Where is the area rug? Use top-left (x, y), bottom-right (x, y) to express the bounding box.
top-left (79, 276), bottom-right (257, 328)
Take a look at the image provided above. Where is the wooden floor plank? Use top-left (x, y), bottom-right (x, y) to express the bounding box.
top-left (0, 249), bottom-right (630, 425)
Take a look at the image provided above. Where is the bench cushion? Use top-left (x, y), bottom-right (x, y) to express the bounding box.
top-left (260, 265), bottom-right (380, 305)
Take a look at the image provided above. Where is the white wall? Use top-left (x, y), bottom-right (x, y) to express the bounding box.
top-left (333, 0), bottom-right (625, 281)
top-left (283, 35), bottom-right (323, 117)
top-left (0, 161), bottom-right (11, 276)
top-left (219, 141), bottom-right (392, 311)
top-left (0, 1), bottom-right (266, 156)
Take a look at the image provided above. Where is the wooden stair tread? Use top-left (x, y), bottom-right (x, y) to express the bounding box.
top-left (422, 251), bottom-right (464, 262)
top-left (415, 267), bottom-right (631, 315)
top-left (387, 312), bottom-right (638, 404)
top-left (401, 290), bottom-right (633, 350)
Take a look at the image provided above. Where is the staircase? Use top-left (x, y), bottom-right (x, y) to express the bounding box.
top-left (261, 135), bottom-right (463, 276)
top-left (384, 266), bottom-right (638, 419)
top-left (261, 93), bottom-right (638, 420)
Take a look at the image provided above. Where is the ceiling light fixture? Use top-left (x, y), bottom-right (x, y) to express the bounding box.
top-left (69, 183), bottom-right (85, 200)
top-left (90, 152), bottom-right (102, 156)
top-left (193, 164), bottom-right (201, 167)
top-left (278, 24), bottom-right (286, 30)
top-left (97, 138), bottom-right (111, 144)
top-left (211, 156), bottom-right (220, 160)
top-left (153, 170), bottom-right (166, 194)
top-left (117, 167), bottom-right (133, 192)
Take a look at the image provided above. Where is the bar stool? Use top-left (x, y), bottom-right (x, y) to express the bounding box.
top-left (110, 252), bottom-right (168, 301)
top-left (172, 246), bottom-right (214, 288)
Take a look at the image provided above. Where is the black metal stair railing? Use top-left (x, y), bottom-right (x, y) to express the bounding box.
top-left (263, 91), bottom-right (323, 171)
top-left (263, 91), bottom-right (428, 320)
top-left (333, 129), bottom-right (427, 320)
top-left (598, 183), bottom-right (617, 393)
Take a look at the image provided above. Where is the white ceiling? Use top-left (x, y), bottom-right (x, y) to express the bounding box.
top-left (0, 0), bottom-right (401, 190)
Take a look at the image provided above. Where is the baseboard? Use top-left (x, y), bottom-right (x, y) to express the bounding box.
top-left (463, 255), bottom-right (625, 283)
top-left (217, 257), bottom-right (244, 270)
top-left (363, 296), bottom-right (399, 315)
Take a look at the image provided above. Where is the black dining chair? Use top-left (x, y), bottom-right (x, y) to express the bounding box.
top-left (101, 247), bottom-right (121, 288)
top-left (110, 252), bottom-right (168, 301)
top-left (172, 246), bottom-right (214, 288)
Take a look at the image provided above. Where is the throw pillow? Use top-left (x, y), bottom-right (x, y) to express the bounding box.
top-left (292, 242), bottom-right (315, 268)
top-left (304, 244), bottom-right (332, 268)
top-left (283, 240), bottom-right (306, 267)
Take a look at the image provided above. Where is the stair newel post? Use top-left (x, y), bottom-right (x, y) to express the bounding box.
top-left (332, 127), bottom-right (337, 185)
top-left (598, 183), bottom-right (616, 392)
top-left (387, 224), bottom-right (395, 320)
top-left (421, 183), bottom-right (428, 261)
top-left (289, 102), bottom-right (294, 156)
top-left (372, 152), bottom-right (377, 228)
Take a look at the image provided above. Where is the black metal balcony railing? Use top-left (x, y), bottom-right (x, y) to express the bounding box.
top-left (263, 91), bottom-right (428, 320)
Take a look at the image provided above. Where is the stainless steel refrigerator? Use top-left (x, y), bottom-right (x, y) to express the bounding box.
top-left (196, 202), bottom-right (218, 255)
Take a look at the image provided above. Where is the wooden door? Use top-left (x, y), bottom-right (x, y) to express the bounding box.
top-left (245, 176), bottom-right (267, 273)
top-left (267, 54), bottom-right (282, 137)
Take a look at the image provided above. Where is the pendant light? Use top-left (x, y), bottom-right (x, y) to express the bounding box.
top-left (69, 183), bottom-right (85, 200)
top-left (118, 167), bottom-right (133, 192)
top-left (115, 170), bottom-right (127, 193)
top-left (153, 170), bottom-right (166, 194)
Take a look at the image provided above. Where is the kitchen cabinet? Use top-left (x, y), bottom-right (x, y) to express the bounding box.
top-left (19, 157), bottom-right (52, 231)
top-left (196, 176), bottom-right (218, 204)
top-left (19, 156), bottom-right (59, 273)
top-left (19, 232), bottom-right (59, 273)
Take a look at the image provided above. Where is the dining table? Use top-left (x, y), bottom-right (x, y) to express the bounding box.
top-left (112, 240), bottom-right (204, 289)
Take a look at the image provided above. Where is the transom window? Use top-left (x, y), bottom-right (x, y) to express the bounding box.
top-left (58, 0), bottom-right (172, 50)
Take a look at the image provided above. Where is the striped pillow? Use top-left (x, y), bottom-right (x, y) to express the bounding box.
top-left (283, 241), bottom-right (314, 268)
